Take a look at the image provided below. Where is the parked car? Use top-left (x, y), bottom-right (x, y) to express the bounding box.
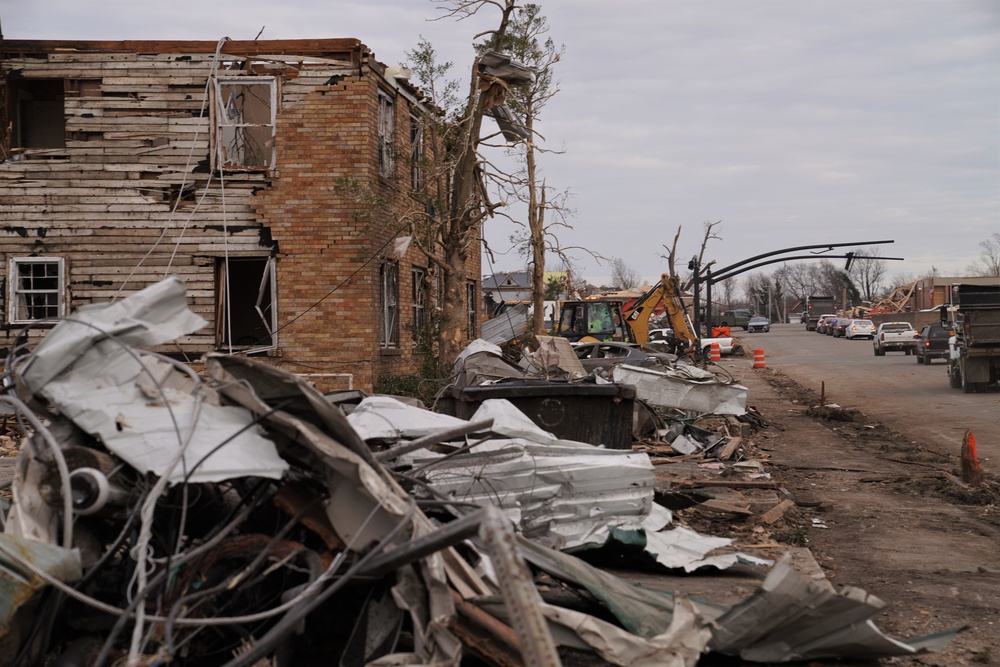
top-left (572, 342), bottom-right (675, 374)
top-left (844, 319), bottom-right (876, 339)
top-left (873, 321), bottom-right (917, 356)
top-left (914, 322), bottom-right (953, 364)
top-left (747, 316), bottom-right (770, 333)
top-left (831, 317), bottom-right (851, 338)
top-left (816, 314), bottom-right (837, 334)
top-left (718, 308), bottom-right (753, 330)
top-left (648, 327), bottom-right (675, 341)
top-left (645, 332), bottom-right (736, 356)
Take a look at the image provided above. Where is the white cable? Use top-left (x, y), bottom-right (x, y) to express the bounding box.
top-left (115, 36), bottom-right (230, 299)
top-left (0, 395), bottom-right (74, 548)
top-left (127, 393), bottom-right (206, 665)
top-left (0, 497), bottom-right (393, 628)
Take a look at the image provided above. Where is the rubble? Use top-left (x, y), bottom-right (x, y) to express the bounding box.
top-left (0, 277), bottom-right (957, 665)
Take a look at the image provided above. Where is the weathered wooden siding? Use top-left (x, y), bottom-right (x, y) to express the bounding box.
top-left (0, 41), bottom-right (482, 390)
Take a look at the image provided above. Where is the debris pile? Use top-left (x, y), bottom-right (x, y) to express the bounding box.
top-left (0, 278), bottom-right (957, 666)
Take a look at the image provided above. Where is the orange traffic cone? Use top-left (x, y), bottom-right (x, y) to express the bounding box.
top-left (709, 342), bottom-right (721, 362)
top-left (753, 348), bottom-right (766, 369)
top-left (961, 430), bottom-right (983, 486)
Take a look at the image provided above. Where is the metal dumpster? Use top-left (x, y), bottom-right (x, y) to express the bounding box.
top-left (437, 380), bottom-right (636, 449)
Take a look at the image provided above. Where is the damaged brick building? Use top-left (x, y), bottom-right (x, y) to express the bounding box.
top-left (0, 38), bottom-right (482, 391)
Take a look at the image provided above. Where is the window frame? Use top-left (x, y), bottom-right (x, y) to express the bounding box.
top-left (380, 259), bottom-right (400, 348)
top-left (378, 90), bottom-right (396, 179)
top-left (411, 266), bottom-right (427, 341)
top-left (7, 257), bottom-right (67, 324)
top-left (215, 257), bottom-right (278, 352)
top-left (212, 76), bottom-right (278, 171)
top-left (409, 114), bottom-right (424, 191)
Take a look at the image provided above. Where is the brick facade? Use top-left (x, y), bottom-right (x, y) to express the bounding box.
top-left (0, 39), bottom-right (481, 392)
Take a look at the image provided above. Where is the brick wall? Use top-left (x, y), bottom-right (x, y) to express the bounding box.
top-left (254, 71), bottom-right (482, 392)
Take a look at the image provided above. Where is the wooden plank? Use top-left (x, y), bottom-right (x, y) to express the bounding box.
top-left (759, 499), bottom-right (796, 524)
top-left (717, 436), bottom-right (743, 460)
top-left (654, 476), bottom-right (784, 490)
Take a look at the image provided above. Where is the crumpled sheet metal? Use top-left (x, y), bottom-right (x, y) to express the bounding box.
top-left (14, 276), bottom-right (288, 484)
top-left (348, 396), bottom-right (476, 441)
top-left (0, 533), bottom-right (81, 639)
top-left (375, 397), bottom-right (655, 551)
top-left (519, 538), bottom-right (952, 664)
top-left (709, 554), bottom-right (958, 661)
top-left (637, 525), bottom-right (772, 573)
top-left (613, 363), bottom-right (749, 416)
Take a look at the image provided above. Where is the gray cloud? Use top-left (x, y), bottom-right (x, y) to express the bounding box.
top-left (4, 0), bottom-right (997, 283)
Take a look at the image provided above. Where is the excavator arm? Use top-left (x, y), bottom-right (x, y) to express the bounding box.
top-left (622, 273), bottom-right (695, 347)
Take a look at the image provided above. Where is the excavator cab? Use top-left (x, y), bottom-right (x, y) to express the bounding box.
top-left (556, 300), bottom-right (630, 343)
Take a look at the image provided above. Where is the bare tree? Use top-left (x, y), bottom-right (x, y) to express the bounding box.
top-left (848, 249), bottom-right (889, 303)
top-left (967, 232), bottom-right (1000, 276)
top-left (660, 220), bottom-right (721, 290)
top-left (720, 276), bottom-right (738, 308)
top-left (400, 0), bottom-right (521, 366)
top-left (610, 257), bottom-right (641, 290)
top-left (774, 263), bottom-right (820, 305)
top-left (482, 3), bottom-right (573, 334)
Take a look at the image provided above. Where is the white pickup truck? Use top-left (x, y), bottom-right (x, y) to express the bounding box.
top-left (873, 321), bottom-right (917, 356)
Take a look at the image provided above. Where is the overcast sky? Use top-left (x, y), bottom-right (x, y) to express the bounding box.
top-left (4, 0), bottom-right (998, 286)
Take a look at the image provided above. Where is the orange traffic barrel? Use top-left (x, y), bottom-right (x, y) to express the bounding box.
top-left (753, 348), bottom-right (766, 369)
top-left (709, 342), bottom-right (721, 362)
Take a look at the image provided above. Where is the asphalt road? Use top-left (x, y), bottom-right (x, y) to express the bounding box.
top-left (728, 322), bottom-right (1000, 462)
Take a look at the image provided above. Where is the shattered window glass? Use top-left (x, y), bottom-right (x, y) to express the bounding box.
top-left (410, 115), bottom-right (424, 190)
top-left (8, 258), bottom-right (65, 323)
top-left (215, 77), bottom-right (276, 169)
top-left (381, 259), bottom-right (399, 347)
top-left (378, 91), bottom-right (395, 179)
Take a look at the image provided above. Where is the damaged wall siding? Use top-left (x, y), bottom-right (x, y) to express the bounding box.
top-left (0, 40), bottom-right (481, 390)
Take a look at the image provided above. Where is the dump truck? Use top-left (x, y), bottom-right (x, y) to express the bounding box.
top-left (945, 284), bottom-right (1000, 393)
top-left (805, 295), bottom-right (836, 331)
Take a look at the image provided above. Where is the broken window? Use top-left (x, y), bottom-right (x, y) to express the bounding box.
top-left (410, 115), bottom-right (424, 190)
top-left (7, 257), bottom-right (66, 323)
top-left (411, 266), bottom-right (427, 340)
top-left (216, 257), bottom-right (276, 351)
top-left (378, 91), bottom-right (395, 179)
top-left (7, 78), bottom-right (66, 149)
top-left (466, 280), bottom-right (478, 339)
top-left (380, 259), bottom-right (399, 348)
top-left (214, 77), bottom-right (276, 170)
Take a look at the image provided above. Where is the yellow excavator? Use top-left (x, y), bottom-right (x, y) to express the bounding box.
top-left (555, 274), bottom-right (696, 351)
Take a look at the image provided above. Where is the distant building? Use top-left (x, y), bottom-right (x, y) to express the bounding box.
top-left (913, 276), bottom-right (1000, 310)
top-left (483, 271), bottom-right (532, 303)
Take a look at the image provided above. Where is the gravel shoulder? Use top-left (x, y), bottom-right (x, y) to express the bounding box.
top-left (717, 362), bottom-right (1000, 667)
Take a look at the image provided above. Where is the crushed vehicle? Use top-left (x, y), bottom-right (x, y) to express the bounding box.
top-left (572, 341), bottom-right (675, 374)
top-left (0, 277), bottom-right (959, 666)
top-left (873, 321), bottom-right (917, 356)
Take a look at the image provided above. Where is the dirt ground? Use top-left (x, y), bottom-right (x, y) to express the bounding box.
top-left (687, 365), bottom-right (1000, 667)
